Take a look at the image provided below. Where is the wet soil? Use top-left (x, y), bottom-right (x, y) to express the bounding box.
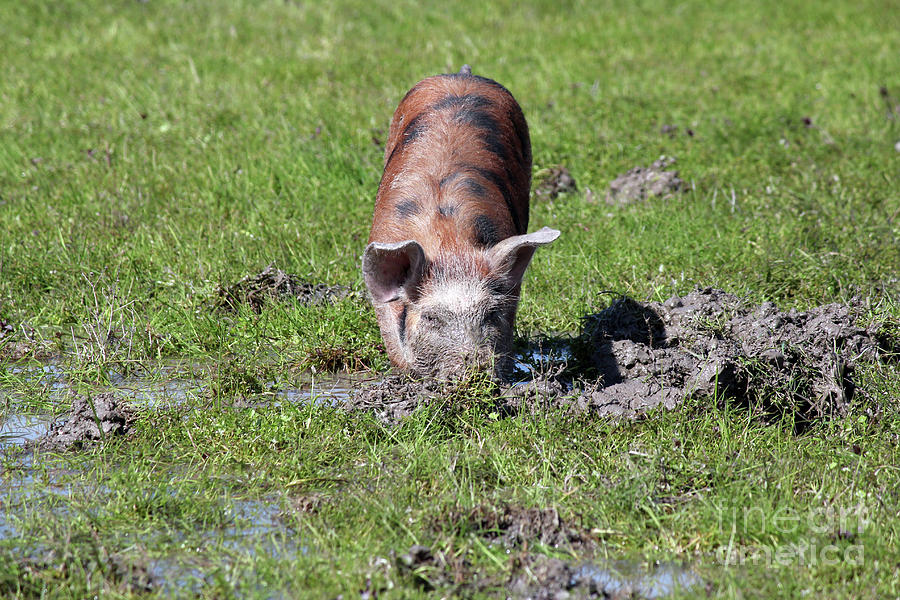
top-left (534, 166), bottom-right (578, 201)
top-left (36, 392), bottom-right (136, 451)
top-left (214, 264), bottom-right (350, 312)
top-left (582, 288), bottom-right (879, 420)
top-left (605, 156), bottom-right (683, 205)
top-left (382, 504), bottom-right (700, 598)
top-left (507, 556), bottom-right (701, 599)
top-left (349, 288), bottom-right (886, 424)
top-left (446, 504), bottom-right (593, 551)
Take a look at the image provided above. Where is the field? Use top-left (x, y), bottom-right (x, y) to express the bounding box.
top-left (1, 0), bottom-right (899, 597)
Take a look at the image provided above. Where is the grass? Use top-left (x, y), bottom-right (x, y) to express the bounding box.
top-left (1, 0), bottom-right (899, 597)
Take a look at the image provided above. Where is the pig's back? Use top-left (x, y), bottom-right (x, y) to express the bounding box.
top-left (369, 72), bottom-right (532, 257)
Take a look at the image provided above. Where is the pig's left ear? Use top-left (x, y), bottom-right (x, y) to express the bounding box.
top-left (486, 227), bottom-right (560, 288)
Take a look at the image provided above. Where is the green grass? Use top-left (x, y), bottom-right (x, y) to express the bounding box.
top-left (1, 0), bottom-right (899, 597)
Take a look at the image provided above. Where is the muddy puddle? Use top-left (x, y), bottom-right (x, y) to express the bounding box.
top-left (349, 288), bottom-right (889, 425)
top-left (146, 498), bottom-right (305, 595)
top-left (0, 364), bottom-right (358, 450)
top-left (381, 505), bottom-right (703, 598)
top-left (1, 286), bottom-right (893, 596)
top-left (508, 557), bottom-right (702, 599)
top-left (0, 413), bottom-right (57, 447)
top-left (0, 363), bottom-right (357, 573)
top-left (2, 479), bottom-right (302, 596)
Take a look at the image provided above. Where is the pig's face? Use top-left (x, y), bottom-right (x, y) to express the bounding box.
top-left (363, 227), bottom-right (559, 381)
top-left (402, 267), bottom-right (518, 379)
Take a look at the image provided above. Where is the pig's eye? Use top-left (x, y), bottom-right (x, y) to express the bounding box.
top-left (421, 311), bottom-right (448, 326)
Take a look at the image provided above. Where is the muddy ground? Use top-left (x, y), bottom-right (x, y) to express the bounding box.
top-left (25, 286), bottom-right (890, 451)
top-left (348, 288), bottom-right (886, 425)
top-left (534, 166), bottom-right (578, 201)
top-left (604, 156), bottom-right (683, 205)
top-left (214, 264), bottom-right (349, 312)
top-left (35, 392), bottom-right (136, 451)
top-left (362, 504), bottom-right (700, 599)
top-left (10, 284), bottom-right (892, 598)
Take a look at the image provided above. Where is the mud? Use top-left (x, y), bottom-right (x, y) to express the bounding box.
top-left (36, 392), bottom-right (136, 451)
top-left (508, 556), bottom-right (701, 599)
top-left (348, 288), bottom-right (885, 423)
top-left (534, 166), bottom-right (578, 201)
top-left (214, 264), bottom-right (349, 312)
top-left (379, 506), bottom-right (699, 598)
top-left (345, 375), bottom-right (467, 423)
top-left (583, 288), bottom-right (879, 419)
top-left (448, 504), bottom-right (593, 551)
top-left (605, 156), bottom-right (683, 206)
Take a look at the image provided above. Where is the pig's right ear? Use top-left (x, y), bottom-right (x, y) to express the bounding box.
top-left (362, 240), bottom-right (426, 304)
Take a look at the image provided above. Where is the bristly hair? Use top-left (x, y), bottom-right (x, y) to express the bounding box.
top-left (419, 249), bottom-right (518, 304)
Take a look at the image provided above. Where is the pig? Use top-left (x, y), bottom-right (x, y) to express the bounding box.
top-left (362, 65), bottom-right (560, 380)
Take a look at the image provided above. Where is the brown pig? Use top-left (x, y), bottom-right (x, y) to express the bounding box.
top-left (363, 66), bottom-right (560, 379)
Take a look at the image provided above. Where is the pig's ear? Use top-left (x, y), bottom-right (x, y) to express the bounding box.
top-left (363, 240), bottom-right (426, 304)
top-left (487, 227), bottom-right (560, 288)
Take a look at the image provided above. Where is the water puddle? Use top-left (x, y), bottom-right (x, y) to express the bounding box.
top-left (509, 555), bottom-right (702, 598)
top-left (275, 373), bottom-right (357, 406)
top-left (145, 497), bottom-right (304, 594)
top-left (0, 364), bottom-right (366, 452)
top-left (0, 413), bottom-right (58, 447)
top-left (1, 481), bottom-right (304, 595)
top-left (511, 343), bottom-right (574, 379)
top-left (572, 560), bottom-right (702, 598)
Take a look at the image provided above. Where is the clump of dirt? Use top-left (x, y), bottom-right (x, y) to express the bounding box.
top-left (345, 375), bottom-right (444, 423)
top-left (37, 392), bottom-right (136, 451)
top-left (534, 166), bottom-right (577, 201)
top-left (394, 544), bottom-right (474, 591)
top-left (449, 504), bottom-right (593, 552)
top-left (508, 556), bottom-right (609, 599)
top-left (605, 156), bottom-right (683, 205)
top-left (347, 288), bottom-right (885, 423)
top-left (581, 288), bottom-right (880, 420)
top-left (214, 264), bottom-right (349, 312)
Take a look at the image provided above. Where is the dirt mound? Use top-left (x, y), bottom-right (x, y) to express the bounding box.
top-left (452, 505), bottom-right (593, 551)
top-left (214, 264), bottom-right (349, 312)
top-left (582, 288), bottom-right (879, 419)
top-left (347, 288), bottom-right (885, 423)
top-left (605, 156), bottom-right (683, 205)
top-left (0, 318), bottom-right (52, 361)
top-left (37, 392), bottom-right (136, 451)
top-left (534, 166), bottom-right (577, 201)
